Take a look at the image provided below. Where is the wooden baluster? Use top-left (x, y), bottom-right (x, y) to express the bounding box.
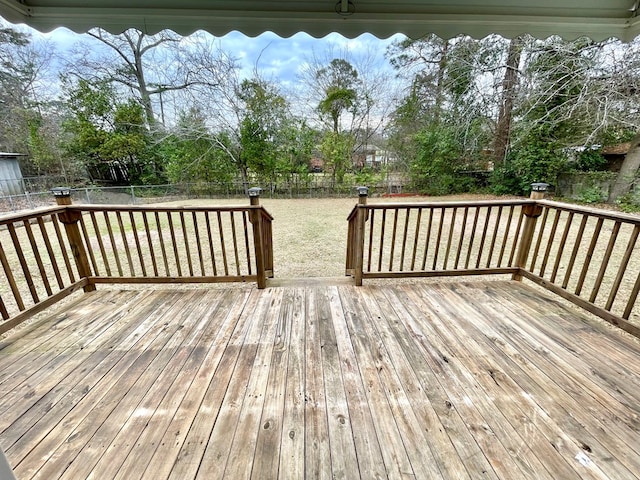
top-left (528, 207), bottom-right (549, 271)
top-left (142, 211), bottom-right (159, 277)
top-left (52, 215), bottom-right (76, 283)
top-left (79, 215), bottom-right (100, 276)
top-left (539, 209), bottom-right (561, 276)
top-left (454, 207), bottom-right (468, 269)
top-left (192, 211), bottom-right (206, 276)
top-left (433, 207), bottom-right (445, 270)
top-left (421, 208), bottom-right (433, 270)
top-left (399, 208), bottom-right (410, 271)
top-left (205, 212), bottom-right (218, 276)
top-left (179, 211), bottom-right (194, 276)
top-left (562, 214), bottom-right (588, 289)
top-left (0, 293), bottom-right (8, 320)
top-left (7, 223), bottom-right (39, 303)
top-left (51, 188), bottom-right (96, 292)
top-left (497, 205), bottom-right (515, 267)
top-left (485, 205), bottom-right (502, 268)
top-left (354, 187), bottom-right (368, 286)
top-left (229, 211), bottom-right (241, 276)
top-left (410, 208), bottom-right (422, 270)
top-left (116, 211), bottom-right (135, 276)
top-left (36, 216), bottom-right (64, 290)
top-left (475, 206), bottom-right (492, 269)
top-left (605, 224), bottom-right (640, 311)
top-left (129, 211), bottom-right (147, 277)
top-left (23, 219), bottom-right (52, 296)
top-left (0, 239), bottom-right (24, 310)
top-left (155, 212), bottom-right (170, 276)
top-left (464, 207), bottom-right (479, 269)
top-left (367, 209), bottom-right (375, 272)
top-left (217, 211), bottom-right (229, 276)
top-left (589, 221), bottom-right (621, 303)
top-left (623, 269), bottom-right (640, 319)
top-left (242, 211), bottom-right (252, 276)
top-left (90, 211), bottom-right (111, 277)
top-left (442, 207), bottom-right (456, 270)
top-left (103, 211), bottom-right (123, 276)
top-left (549, 211), bottom-right (574, 283)
top-left (378, 209), bottom-right (386, 272)
top-left (575, 217), bottom-right (603, 296)
top-left (167, 212), bottom-right (182, 276)
top-left (388, 208), bottom-right (399, 271)
top-left (508, 207), bottom-right (525, 267)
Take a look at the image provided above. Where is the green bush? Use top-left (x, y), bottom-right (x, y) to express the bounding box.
top-left (576, 185), bottom-right (606, 204)
top-left (490, 134), bottom-right (568, 195)
top-left (617, 191), bottom-right (640, 212)
top-left (409, 127), bottom-right (474, 195)
top-left (574, 148), bottom-right (607, 172)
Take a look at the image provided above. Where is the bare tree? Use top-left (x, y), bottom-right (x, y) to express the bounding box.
top-left (493, 36), bottom-right (523, 165)
top-left (65, 29), bottom-right (236, 127)
top-left (298, 44), bottom-right (398, 151)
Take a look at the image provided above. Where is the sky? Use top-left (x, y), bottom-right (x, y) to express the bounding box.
top-left (29, 24), bottom-right (404, 90)
top-left (0, 16), bottom-right (408, 129)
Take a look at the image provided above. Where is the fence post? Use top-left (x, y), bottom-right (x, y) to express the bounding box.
top-left (248, 187), bottom-right (267, 289)
top-left (354, 186), bottom-right (369, 286)
top-left (513, 183), bottom-right (547, 281)
top-left (51, 187), bottom-right (96, 292)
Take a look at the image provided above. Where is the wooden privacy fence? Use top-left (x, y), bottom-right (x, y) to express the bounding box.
top-left (0, 193), bottom-right (273, 333)
top-left (346, 193), bottom-right (640, 337)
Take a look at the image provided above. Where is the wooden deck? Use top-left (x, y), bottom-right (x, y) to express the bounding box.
top-left (1, 280), bottom-right (640, 479)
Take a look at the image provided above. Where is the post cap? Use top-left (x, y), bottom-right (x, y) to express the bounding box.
top-left (248, 187), bottom-right (262, 197)
top-left (356, 186), bottom-right (369, 197)
top-left (531, 182), bottom-right (549, 192)
top-left (50, 187), bottom-right (71, 197)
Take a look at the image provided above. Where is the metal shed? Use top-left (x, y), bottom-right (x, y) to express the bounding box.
top-left (0, 153), bottom-right (26, 196)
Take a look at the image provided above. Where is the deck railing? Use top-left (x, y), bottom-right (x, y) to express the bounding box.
top-left (0, 190), bottom-right (273, 333)
top-left (346, 194), bottom-right (532, 283)
top-left (0, 206), bottom-right (89, 333)
top-left (521, 200), bottom-right (640, 337)
top-left (346, 190), bottom-right (640, 337)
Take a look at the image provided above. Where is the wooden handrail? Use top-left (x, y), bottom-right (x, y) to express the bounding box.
top-left (345, 194), bottom-right (640, 338)
top-left (0, 192), bottom-right (275, 331)
top-left (346, 197), bottom-right (528, 282)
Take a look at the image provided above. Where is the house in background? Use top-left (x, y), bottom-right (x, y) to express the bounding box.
top-left (0, 153), bottom-right (26, 196)
top-left (353, 144), bottom-right (398, 169)
top-left (601, 142), bottom-right (631, 171)
top-left (310, 145), bottom-right (398, 172)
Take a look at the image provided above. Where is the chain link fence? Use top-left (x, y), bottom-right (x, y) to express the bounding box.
top-left (0, 174), bottom-right (409, 213)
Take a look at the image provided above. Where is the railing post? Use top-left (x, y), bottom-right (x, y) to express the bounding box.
top-left (248, 187), bottom-right (267, 289)
top-left (354, 186), bottom-right (369, 286)
top-left (51, 187), bottom-right (96, 292)
top-left (513, 183), bottom-right (547, 281)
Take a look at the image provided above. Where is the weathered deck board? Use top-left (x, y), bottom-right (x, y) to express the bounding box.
top-left (1, 281), bottom-right (639, 480)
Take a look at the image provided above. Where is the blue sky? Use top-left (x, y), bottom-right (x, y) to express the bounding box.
top-left (3, 20), bottom-right (407, 127)
top-left (215, 31), bottom-right (402, 85)
top-left (31, 25), bottom-right (403, 89)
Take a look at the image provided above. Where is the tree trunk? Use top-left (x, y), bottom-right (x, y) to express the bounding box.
top-left (608, 133), bottom-right (640, 203)
top-left (134, 51), bottom-right (156, 127)
top-left (493, 36), bottom-right (523, 165)
top-left (433, 40), bottom-right (449, 125)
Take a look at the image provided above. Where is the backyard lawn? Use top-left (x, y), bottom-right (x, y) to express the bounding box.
top-left (171, 194), bottom-right (503, 278)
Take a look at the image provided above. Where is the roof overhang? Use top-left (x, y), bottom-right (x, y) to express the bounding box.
top-left (0, 0), bottom-right (639, 41)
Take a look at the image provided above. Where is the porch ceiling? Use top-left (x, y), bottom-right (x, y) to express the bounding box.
top-left (0, 0), bottom-right (639, 41)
